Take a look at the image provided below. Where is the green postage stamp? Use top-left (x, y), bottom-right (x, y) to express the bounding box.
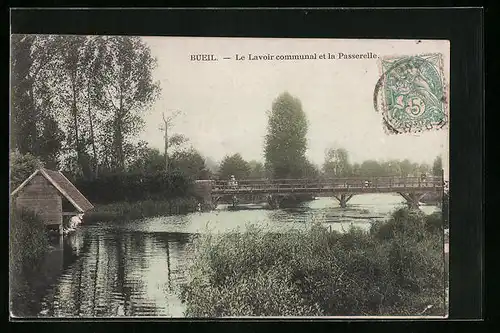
top-left (374, 53), bottom-right (448, 134)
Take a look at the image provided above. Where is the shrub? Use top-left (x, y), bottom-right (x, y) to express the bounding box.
top-left (9, 206), bottom-right (49, 317)
top-left (424, 212), bottom-right (444, 233)
top-left (10, 207), bottom-right (49, 274)
top-left (84, 197), bottom-right (199, 223)
top-left (181, 210), bottom-right (446, 317)
top-left (183, 264), bottom-right (323, 317)
top-left (9, 150), bottom-right (43, 191)
top-left (73, 171), bottom-right (194, 204)
top-left (370, 208), bottom-right (427, 241)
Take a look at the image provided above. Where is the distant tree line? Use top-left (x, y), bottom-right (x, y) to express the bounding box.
top-left (209, 91), bottom-right (444, 181)
top-left (10, 35), bottom-right (215, 189)
top-left (11, 35), bottom-right (213, 181)
top-left (132, 92), bottom-right (444, 182)
top-left (10, 37), bottom-right (443, 203)
top-left (73, 171), bottom-right (193, 204)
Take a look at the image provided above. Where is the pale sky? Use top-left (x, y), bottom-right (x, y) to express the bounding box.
top-left (139, 37), bottom-right (449, 176)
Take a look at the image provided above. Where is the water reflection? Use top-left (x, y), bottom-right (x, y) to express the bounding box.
top-left (39, 230), bottom-right (192, 317)
top-left (32, 194), bottom-right (440, 318)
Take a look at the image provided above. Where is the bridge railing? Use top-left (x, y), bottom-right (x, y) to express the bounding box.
top-left (209, 176), bottom-right (443, 192)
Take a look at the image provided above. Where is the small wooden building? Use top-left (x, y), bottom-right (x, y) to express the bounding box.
top-left (10, 168), bottom-right (94, 233)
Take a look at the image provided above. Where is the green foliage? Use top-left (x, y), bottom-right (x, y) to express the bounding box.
top-left (218, 153), bottom-right (251, 180)
top-left (170, 148), bottom-right (209, 180)
top-left (128, 146), bottom-right (165, 174)
top-left (248, 160), bottom-right (266, 179)
top-left (432, 156), bottom-right (443, 176)
top-left (301, 159), bottom-right (321, 179)
top-left (10, 35), bottom-right (61, 160)
top-left (10, 150), bottom-right (44, 191)
top-left (11, 34), bottom-right (161, 177)
top-left (182, 209), bottom-right (446, 317)
top-left (85, 198), bottom-right (198, 223)
top-left (371, 208), bottom-right (427, 241)
top-left (169, 134), bottom-right (189, 148)
top-left (74, 171), bottom-right (193, 204)
top-left (9, 207), bottom-right (49, 275)
top-left (323, 148), bottom-right (351, 177)
top-left (9, 207), bottom-right (51, 317)
top-left (264, 92), bottom-right (309, 179)
top-left (424, 212), bottom-right (445, 233)
top-left (320, 147), bottom-right (433, 179)
top-left (39, 115), bottom-right (65, 169)
top-left (359, 160), bottom-right (385, 177)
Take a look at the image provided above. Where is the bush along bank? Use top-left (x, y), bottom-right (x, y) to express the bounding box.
top-left (180, 208), bottom-right (446, 317)
top-left (73, 171), bottom-right (194, 204)
top-left (9, 207), bottom-right (50, 317)
top-left (73, 171), bottom-right (202, 223)
top-left (84, 197), bottom-right (200, 223)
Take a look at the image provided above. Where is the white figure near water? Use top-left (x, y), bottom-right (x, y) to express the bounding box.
top-left (64, 213), bottom-right (84, 234)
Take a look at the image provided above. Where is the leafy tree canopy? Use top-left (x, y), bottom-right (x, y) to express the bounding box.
top-left (264, 92), bottom-right (308, 179)
top-left (219, 153), bottom-right (251, 180)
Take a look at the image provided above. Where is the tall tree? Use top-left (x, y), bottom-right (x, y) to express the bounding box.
top-left (83, 35), bottom-right (109, 179)
top-left (418, 163), bottom-right (431, 176)
top-left (54, 35), bottom-right (91, 176)
top-left (10, 150), bottom-right (44, 190)
top-left (170, 148), bottom-right (207, 179)
top-left (264, 92), bottom-right (308, 179)
top-left (128, 144), bottom-right (165, 174)
top-left (205, 156), bottom-right (220, 175)
top-left (322, 148), bottom-right (351, 177)
top-left (98, 36), bottom-right (160, 172)
top-left (432, 156), bottom-right (443, 176)
top-left (11, 35), bottom-right (37, 154)
top-left (381, 160), bottom-right (402, 176)
top-left (218, 153), bottom-right (251, 180)
top-left (11, 35), bottom-right (64, 166)
top-left (350, 162), bottom-right (361, 177)
top-left (248, 160), bottom-right (266, 179)
top-left (359, 160), bottom-right (383, 177)
top-left (399, 159), bottom-right (413, 177)
top-left (38, 115), bottom-right (65, 169)
top-left (161, 110), bottom-right (182, 172)
top-left (302, 159), bottom-right (320, 179)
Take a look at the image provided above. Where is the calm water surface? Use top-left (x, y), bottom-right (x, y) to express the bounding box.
top-left (31, 194), bottom-right (438, 318)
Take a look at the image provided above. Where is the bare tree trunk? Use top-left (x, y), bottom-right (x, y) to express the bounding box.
top-left (112, 112), bottom-right (125, 172)
top-left (71, 77), bottom-right (82, 174)
top-left (116, 93), bottom-right (125, 171)
top-left (164, 116), bottom-right (169, 172)
top-left (87, 80), bottom-right (98, 179)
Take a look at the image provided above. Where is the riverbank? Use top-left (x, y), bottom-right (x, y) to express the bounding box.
top-left (10, 208), bottom-right (50, 317)
top-left (15, 195), bottom-right (447, 317)
top-left (84, 197), bottom-right (199, 223)
top-left (181, 208), bottom-right (447, 317)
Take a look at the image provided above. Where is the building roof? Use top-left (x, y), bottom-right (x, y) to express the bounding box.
top-left (10, 168), bottom-right (94, 212)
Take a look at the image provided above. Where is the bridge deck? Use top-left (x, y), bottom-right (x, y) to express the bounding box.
top-left (208, 176), bottom-right (443, 196)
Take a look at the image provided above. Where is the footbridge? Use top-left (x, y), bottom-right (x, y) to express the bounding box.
top-left (194, 176), bottom-right (444, 210)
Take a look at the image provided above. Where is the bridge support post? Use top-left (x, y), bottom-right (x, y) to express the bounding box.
top-left (231, 195), bottom-right (238, 208)
top-left (398, 192), bottom-right (426, 210)
top-left (334, 194), bottom-right (354, 208)
top-left (267, 195), bottom-right (280, 209)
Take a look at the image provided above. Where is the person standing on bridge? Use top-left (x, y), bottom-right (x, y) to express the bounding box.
top-left (420, 173), bottom-right (427, 186)
top-left (228, 175), bottom-right (238, 189)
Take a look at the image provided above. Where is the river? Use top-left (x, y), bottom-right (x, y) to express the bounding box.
top-left (18, 194), bottom-right (440, 318)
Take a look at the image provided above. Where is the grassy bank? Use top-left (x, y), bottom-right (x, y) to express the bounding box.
top-left (181, 208), bottom-right (446, 317)
top-left (10, 207), bottom-right (50, 317)
top-left (84, 197), bottom-right (199, 223)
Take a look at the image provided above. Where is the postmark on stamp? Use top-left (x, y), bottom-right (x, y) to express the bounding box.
top-left (373, 53), bottom-right (448, 134)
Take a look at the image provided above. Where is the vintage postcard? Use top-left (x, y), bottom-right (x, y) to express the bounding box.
top-left (10, 36), bottom-right (449, 318)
